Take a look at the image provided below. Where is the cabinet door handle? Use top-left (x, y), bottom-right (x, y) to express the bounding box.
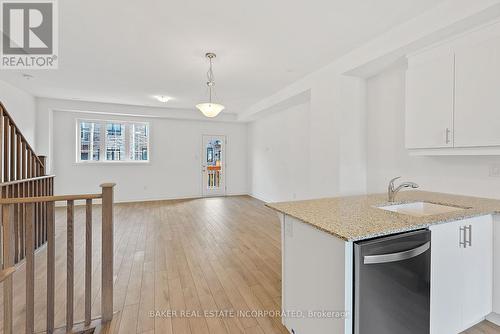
top-left (445, 128), bottom-right (451, 144)
top-left (460, 226), bottom-right (467, 248)
top-left (467, 225), bottom-right (472, 247)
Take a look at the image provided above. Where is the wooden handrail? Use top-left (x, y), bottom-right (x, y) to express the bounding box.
top-left (0, 267), bottom-right (15, 283)
top-left (0, 102), bottom-right (43, 167)
top-left (1, 183), bottom-right (115, 334)
top-left (0, 174), bottom-right (55, 187)
top-left (0, 193), bottom-right (102, 204)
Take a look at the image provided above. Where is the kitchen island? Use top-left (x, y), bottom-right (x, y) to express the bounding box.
top-left (267, 191), bottom-right (500, 334)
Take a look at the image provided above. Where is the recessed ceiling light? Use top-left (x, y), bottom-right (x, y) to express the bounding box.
top-left (155, 95), bottom-right (171, 103)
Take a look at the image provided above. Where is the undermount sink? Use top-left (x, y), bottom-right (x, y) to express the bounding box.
top-left (376, 201), bottom-right (469, 217)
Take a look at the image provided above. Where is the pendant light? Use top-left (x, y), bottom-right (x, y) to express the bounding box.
top-left (196, 53), bottom-right (225, 118)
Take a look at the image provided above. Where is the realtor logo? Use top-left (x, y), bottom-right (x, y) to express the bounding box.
top-left (1, 0), bottom-right (58, 69)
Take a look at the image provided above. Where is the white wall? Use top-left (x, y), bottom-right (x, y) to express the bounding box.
top-left (0, 80), bottom-right (37, 146)
top-left (339, 77), bottom-right (367, 195)
top-left (366, 63), bottom-right (500, 199)
top-left (247, 75), bottom-right (367, 203)
top-left (10, 0), bottom-right (500, 203)
top-left (248, 101), bottom-right (310, 202)
top-left (47, 105), bottom-right (247, 202)
top-left (244, 0), bottom-right (500, 202)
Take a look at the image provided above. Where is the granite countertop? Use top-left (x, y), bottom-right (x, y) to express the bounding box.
top-left (266, 191), bottom-right (500, 241)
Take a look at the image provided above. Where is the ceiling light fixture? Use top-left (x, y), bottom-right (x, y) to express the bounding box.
top-left (196, 53), bottom-right (224, 118)
top-left (155, 95), bottom-right (171, 103)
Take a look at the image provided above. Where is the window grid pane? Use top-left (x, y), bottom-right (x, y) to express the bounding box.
top-left (105, 123), bottom-right (125, 161)
top-left (130, 124), bottom-right (149, 161)
top-left (80, 122), bottom-right (100, 161)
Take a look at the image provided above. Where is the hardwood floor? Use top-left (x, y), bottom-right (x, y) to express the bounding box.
top-left (1, 195), bottom-right (499, 333)
top-left (462, 320), bottom-right (500, 334)
top-left (2, 196), bottom-right (288, 334)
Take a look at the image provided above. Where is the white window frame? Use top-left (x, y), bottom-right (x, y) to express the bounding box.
top-left (76, 119), bottom-right (150, 163)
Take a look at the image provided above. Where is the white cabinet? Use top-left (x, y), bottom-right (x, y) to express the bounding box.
top-left (430, 215), bottom-right (493, 334)
top-left (405, 21), bottom-right (500, 154)
top-left (429, 219), bottom-right (463, 334)
top-left (493, 215), bottom-right (500, 314)
top-left (406, 52), bottom-right (455, 149)
top-left (461, 216), bottom-right (494, 328)
top-left (455, 34), bottom-right (500, 147)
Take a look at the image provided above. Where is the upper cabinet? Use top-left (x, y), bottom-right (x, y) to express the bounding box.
top-left (406, 52), bottom-right (454, 149)
top-left (455, 35), bottom-right (500, 147)
top-left (405, 20), bottom-right (500, 154)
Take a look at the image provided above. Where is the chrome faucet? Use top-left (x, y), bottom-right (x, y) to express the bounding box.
top-left (388, 177), bottom-right (419, 202)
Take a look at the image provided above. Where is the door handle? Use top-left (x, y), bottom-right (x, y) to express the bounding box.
top-left (363, 242), bottom-right (430, 264)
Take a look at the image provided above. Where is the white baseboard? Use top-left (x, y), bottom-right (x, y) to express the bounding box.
top-left (115, 194), bottom-right (202, 204)
top-left (54, 193), bottom-right (252, 207)
top-left (115, 192), bottom-right (251, 204)
top-left (225, 192), bottom-right (250, 197)
top-left (248, 193), bottom-right (273, 203)
top-left (486, 312), bottom-right (500, 326)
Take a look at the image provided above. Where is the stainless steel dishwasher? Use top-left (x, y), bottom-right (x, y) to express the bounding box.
top-left (354, 229), bottom-right (431, 334)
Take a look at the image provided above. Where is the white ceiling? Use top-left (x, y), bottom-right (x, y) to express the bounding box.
top-left (0, 0), bottom-right (447, 113)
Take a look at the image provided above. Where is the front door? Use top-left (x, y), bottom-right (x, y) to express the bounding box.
top-left (202, 135), bottom-right (225, 197)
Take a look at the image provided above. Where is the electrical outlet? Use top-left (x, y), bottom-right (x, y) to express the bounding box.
top-left (489, 165), bottom-right (500, 177)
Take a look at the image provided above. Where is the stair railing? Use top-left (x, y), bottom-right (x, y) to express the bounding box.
top-left (0, 102), bottom-right (52, 263)
top-left (0, 175), bottom-right (55, 263)
top-left (0, 183), bottom-right (115, 334)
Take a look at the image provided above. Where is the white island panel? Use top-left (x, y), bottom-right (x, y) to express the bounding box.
top-left (281, 214), bottom-right (352, 334)
top-left (490, 215), bottom-right (500, 325)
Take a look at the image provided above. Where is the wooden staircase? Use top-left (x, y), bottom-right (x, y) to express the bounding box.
top-left (0, 102), bottom-right (115, 334)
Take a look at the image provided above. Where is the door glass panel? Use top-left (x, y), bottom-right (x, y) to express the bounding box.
top-left (206, 139), bottom-right (222, 189)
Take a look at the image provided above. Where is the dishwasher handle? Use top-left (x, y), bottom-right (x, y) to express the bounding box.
top-left (363, 241), bottom-right (430, 264)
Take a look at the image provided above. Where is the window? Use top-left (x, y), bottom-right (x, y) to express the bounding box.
top-left (77, 120), bottom-right (150, 162)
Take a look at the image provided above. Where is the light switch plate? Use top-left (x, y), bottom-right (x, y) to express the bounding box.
top-left (489, 164), bottom-right (500, 177)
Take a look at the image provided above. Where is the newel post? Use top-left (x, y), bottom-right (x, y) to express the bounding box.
top-left (100, 183), bottom-right (115, 322)
top-left (39, 155), bottom-right (47, 175)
